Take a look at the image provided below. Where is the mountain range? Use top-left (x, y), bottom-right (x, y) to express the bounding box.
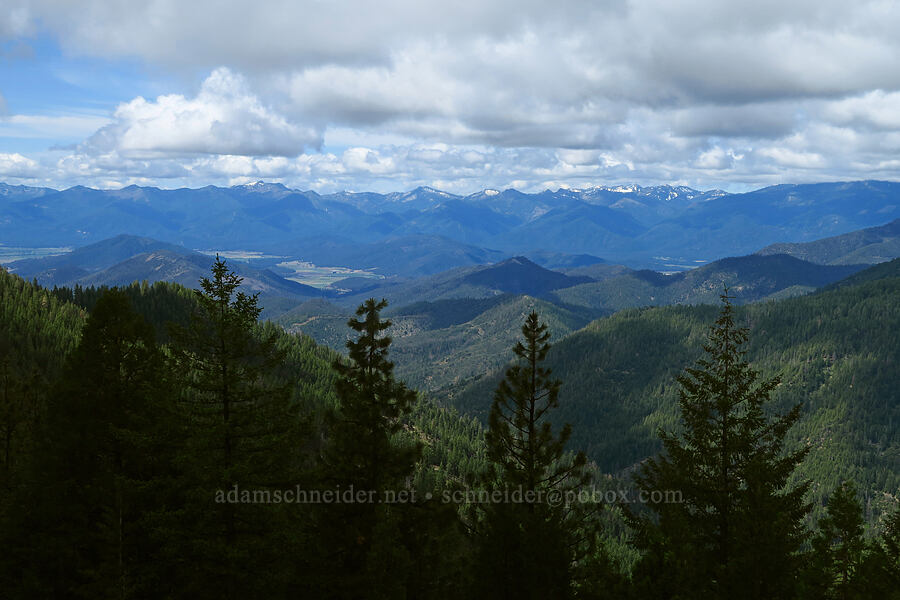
top-left (3, 180), bottom-right (899, 268)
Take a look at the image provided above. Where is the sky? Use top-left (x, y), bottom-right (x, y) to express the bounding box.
top-left (1, 0), bottom-right (900, 194)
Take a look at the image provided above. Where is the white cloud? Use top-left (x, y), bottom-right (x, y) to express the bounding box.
top-left (696, 147), bottom-right (736, 170)
top-left (824, 90), bottom-right (900, 131)
top-left (83, 68), bottom-right (320, 157)
top-left (4, 0), bottom-right (900, 189)
top-left (0, 112), bottom-right (111, 139)
top-left (0, 152), bottom-right (40, 177)
top-left (757, 148), bottom-right (825, 169)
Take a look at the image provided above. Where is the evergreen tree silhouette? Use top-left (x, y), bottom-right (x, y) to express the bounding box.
top-left (629, 290), bottom-right (810, 600)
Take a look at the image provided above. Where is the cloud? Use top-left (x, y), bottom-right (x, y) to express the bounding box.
top-left (0, 112), bottom-right (111, 140)
top-left (696, 147), bottom-right (737, 170)
top-left (824, 90), bottom-right (900, 131)
top-left (82, 68), bottom-right (320, 157)
top-left (0, 3), bottom-right (32, 38)
top-left (3, 0), bottom-right (900, 189)
top-left (0, 152), bottom-right (40, 177)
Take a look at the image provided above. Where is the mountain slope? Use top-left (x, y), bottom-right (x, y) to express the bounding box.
top-left (4, 235), bottom-right (323, 298)
top-left (6, 234), bottom-right (193, 285)
top-left (496, 201), bottom-right (647, 254)
top-left (553, 254), bottom-right (867, 311)
top-left (79, 250), bottom-right (324, 298)
top-left (447, 264), bottom-right (900, 513)
top-left (820, 256), bottom-right (900, 290)
top-left (756, 218), bottom-right (900, 265)
top-left (267, 234), bottom-right (506, 277)
top-left (459, 256), bottom-right (592, 295)
top-left (337, 256), bottom-right (593, 307)
top-left (281, 293), bottom-right (597, 391)
top-left (635, 180), bottom-right (900, 261)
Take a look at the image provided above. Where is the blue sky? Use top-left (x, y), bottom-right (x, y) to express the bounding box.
top-left (2, 0), bottom-right (900, 193)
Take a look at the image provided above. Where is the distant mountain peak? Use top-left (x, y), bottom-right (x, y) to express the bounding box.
top-left (235, 181), bottom-right (291, 193)
top-left (403, 186), bottom-right (456, 198)
top-left (458, 255), bottom-right (592, 296)
top-left (608, 184), bottom-right (641, 193)
top-left (498, 255), bottom-right (536, 267)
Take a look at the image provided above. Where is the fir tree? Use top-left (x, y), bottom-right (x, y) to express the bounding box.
top-left (852, 508), bottom-right (900, 600)
top-left (860, 506), bottom-right (900, 598)
top-left (807, 480), bottom-right (867, 600)
top-left (313, 298), bottom-right (421, 599)
top-left (628, 290), bottom-right (811, 600)
top-left (5, 289), bottom-right (173, 598)
top-left (167, 256), bottom-right (302, 599)
top-left (475, 310), bottom-right (597, 600)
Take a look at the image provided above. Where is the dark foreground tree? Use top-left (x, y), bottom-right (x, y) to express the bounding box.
top-left (4, 289), bottom-right (174, 598)
top-left (312, 298), bottom-right (422, 598)
top-left (859, 506), bottom-right (900, 598)
top-left (805, 484), bottom-right (900, 600)
top-left (475, 310), bottom-right (604, 600)
top-left (628, 290), bottom-right (810, 600)
top-left (804, 480), bottom-right (866, 599)
top-left (167, 256), bottom-right (303, 599)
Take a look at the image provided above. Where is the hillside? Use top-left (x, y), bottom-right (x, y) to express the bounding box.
top-left (266, 234), bottom-right (507, 277)
top-left (5, 235), bottom-right (324, 299)
top-left (756, 218), bottom-right (900, 265)
top-left (459, 256), bottom-right (592, 295)
top-left (280, 293), bottom-right (598, 391)
top-left (0, 267), bottom-right (85, 380)
top-left (524, 250), bottom-right (606, 270)
top-left (820, 256), bottom-right (900, 289)
top-left (78, 250), bottom-right (324, 298)
top-left (0, 265), bottom-right (487, 499)
top-left (493, 201), bottom-right (647, 254)
top-left (336, 256), bottom-right (593, 307)
top-left (447, 263), bottom-right (900, 512)
top-left (632, 180), bottom-right (900, 261)
top-left (552, 254), bottom-right (866, 311)
top-left (6, 234), bottom-right (194, 285)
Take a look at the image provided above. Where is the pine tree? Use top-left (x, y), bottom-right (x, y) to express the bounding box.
top-left (807, 480), bottom-right (867, 600)
top-left (312, 298), bottom-right (421, 598)
top-left (5, 289), bottom-right (173, 598)
top-left (628, 290), bottom-right (810, 600)
top-left (475, 310), bottom-right (596, 600)
top-left (840, 500), bottom-right (900, 600)
top-left (167, 256), bottom-right (302, 598)
top-left (859, 506), bottom-right (900, 598)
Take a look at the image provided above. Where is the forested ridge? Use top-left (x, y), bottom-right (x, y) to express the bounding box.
top-left (451, 260), bottom-right (900, 519)
top-left (1, 259), bottom-right (898, 598)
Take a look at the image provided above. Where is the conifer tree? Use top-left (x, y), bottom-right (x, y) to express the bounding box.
top-left (168, 256), bottom-right (301, 598)
top-left (0, 357), bottom-right (25, 492)
top-left (313, 298), bottom-right (421, 598)
top-left (6, 289), bottom-right (173, 598)
top-left (807, 480), bottom-right (867, 600)
top-left (859, 506), bottom-right (900, 598)
top-left (628, 290), bottom-right (810, 600)
top-left (476, 310), bottom-right (596, 600)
